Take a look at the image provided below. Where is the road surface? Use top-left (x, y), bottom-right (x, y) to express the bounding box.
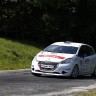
top-left (0, 69), bottom-right (96, 96)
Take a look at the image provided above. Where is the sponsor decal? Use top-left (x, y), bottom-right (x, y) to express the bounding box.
top-left (38, 54), bottom-right (64, 59)
top-left (85, 59), bottom-right (89, 62)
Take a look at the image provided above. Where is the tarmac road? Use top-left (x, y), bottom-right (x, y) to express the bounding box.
top-left (0, 69), bottom-right (96, 96)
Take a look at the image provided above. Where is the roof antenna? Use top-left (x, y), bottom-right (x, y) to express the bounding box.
top-left (65, 41), bottom-right (72, 43)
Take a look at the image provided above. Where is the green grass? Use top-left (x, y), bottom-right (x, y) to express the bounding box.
top-left (0, 38), bottom-right (42, 70)
top-left (74, 89), bottom-right (96, 96)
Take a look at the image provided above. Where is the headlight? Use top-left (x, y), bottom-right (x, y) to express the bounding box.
top-left (60, 58), bottom-right (72, 64)
top-left (31, 56), bottom-right (38, 68)
top-left (33, 56), bottom-right (38, 62)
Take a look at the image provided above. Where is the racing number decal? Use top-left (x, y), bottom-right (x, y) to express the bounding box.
top-left (38, 55), bottom-right (64, 59)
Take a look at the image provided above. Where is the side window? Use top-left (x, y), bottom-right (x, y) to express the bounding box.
top-left (78, 45), bottom-right (94, 57)
top-left (86, 46), bottom-right (95, 56)
top-left (78, 46), bottom-right (86, 57)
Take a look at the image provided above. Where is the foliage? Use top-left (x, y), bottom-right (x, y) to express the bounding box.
top-left (0, 0), bottom-right (96, 49)
top-left (75, 89), bottom-right (96, 96)
top-left (0, 38), bottom-right (41, 70)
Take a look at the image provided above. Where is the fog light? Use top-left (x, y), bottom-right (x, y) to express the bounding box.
top-left (62, 71), bottom-right (66, 74)
top-left (32, 68), bottom-right (34, 71)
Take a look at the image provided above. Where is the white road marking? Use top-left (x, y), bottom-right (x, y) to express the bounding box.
top-left (12, 83), bottom-right (96, 96)
top-left (34, 83), bottom-right (96, 96)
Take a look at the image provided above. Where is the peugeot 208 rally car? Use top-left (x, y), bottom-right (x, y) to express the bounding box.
top-left (31, 41), bottom-right (96, 78)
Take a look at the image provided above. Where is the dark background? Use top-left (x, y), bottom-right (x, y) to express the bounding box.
top-left (0, 0), bottom-right (96, 49)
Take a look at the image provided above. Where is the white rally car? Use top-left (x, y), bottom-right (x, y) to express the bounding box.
top-left (31, 41), bottom-right (96, 78)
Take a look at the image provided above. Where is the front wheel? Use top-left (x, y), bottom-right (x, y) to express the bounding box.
top-left (71, 65), bottom-right (79, 78)
top-left (32, 73), bottom-right (41, 77)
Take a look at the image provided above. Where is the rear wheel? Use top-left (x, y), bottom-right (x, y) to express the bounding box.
top-left (91, 67), bottom-right (96, 77)
top-left (71, 65), bottom-right (79, 78)
top-left (32, 73), bottom-right (41, 77)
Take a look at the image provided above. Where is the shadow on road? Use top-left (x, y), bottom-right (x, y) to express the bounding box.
top-left (39, 75), bottom-right (96, 80)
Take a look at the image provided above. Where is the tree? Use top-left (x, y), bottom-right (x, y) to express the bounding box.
top-left (0, 0), bottom-right (96, 49)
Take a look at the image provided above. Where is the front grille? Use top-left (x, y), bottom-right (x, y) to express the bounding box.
top-left (38, 61), bottom-right (59, 71)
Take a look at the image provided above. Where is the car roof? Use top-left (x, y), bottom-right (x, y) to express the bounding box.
top-left (52, 41), bottom-right (85, 47)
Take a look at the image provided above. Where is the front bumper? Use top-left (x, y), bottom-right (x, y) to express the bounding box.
top-left (31, 62), bottom-right (73, 76)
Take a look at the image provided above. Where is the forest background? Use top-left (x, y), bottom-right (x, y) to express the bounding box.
top-left (0, 0), bottom-right (96, 49)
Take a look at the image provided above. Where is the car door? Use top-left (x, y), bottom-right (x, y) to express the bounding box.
top-left (78, 45), bottom-right (92, 74)
top-left (84, 46), bottom-right (96, 73)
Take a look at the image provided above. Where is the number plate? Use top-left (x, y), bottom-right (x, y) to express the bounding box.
top-left (41, 64), bottom-right (54, 68)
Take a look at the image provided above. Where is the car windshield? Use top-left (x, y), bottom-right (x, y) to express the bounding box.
top-left (43, 45), bottom-right (78, 54)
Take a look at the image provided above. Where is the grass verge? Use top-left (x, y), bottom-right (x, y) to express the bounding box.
top-left (74, 89), bottom-right (96, 96)
top-left (0, 38), bottom-right (42, 70)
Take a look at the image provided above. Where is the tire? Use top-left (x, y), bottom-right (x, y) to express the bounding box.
top-left (91, 67), bottom-right (96, 77)
top-left (71, 65), bottom-right (79, 78)
top-left (32, 73), bottom-right (41, 77)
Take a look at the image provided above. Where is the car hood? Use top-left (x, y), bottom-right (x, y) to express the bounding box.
top-left (36, 51), bottom-right (75, 62)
